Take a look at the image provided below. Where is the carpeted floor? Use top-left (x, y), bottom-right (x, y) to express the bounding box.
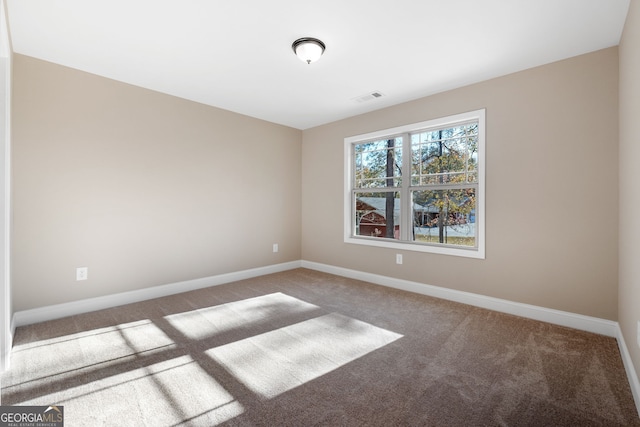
top-left (1, 268), bottom-right (638, 426)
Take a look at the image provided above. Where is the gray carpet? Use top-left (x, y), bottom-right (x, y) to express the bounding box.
top-left (1, 268), bottom-right (638, 426)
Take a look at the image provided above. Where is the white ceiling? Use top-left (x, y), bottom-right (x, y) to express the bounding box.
top-left (5, 0), bottom-right (630, 130)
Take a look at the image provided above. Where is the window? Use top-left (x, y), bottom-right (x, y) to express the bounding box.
top-left (344, 109), bottom-right (485, 258)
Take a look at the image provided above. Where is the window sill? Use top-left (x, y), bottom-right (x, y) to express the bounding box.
top-left (345, 235), bottom-right (485, 259)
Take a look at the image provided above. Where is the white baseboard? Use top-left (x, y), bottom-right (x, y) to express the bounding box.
top-left (12, 261), bottom-right (301, 327)
top-left (302, 261), bottom-right (640, 416)
top-left (616, 324), bottom-right (640, 416)
top-left (301, 261), bottom-right (618, 337)
top-left (8, 258), bottom-right (639, 416)
top-left (14, 259), bottom-right (618, 336)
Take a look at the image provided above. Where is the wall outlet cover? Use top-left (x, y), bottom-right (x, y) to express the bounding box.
top-left (76, 267), bottom-right (88, 281)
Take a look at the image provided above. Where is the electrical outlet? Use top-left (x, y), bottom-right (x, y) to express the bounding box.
top-left (273, 243), bottom-right (279, 253)
top-left (396, 254), bottom-right (403, 265)
top-left (76, 267), bottom-right (88, 281)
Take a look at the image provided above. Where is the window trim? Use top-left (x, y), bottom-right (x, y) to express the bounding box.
top-left (344, 109), bottom-right (485, 259)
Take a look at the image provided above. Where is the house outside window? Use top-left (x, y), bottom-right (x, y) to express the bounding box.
top-left (344, 109), bottom-right (485, 259)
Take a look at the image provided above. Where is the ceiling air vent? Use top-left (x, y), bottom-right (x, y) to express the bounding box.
top-left (352, 91), bottom-right (384, 103)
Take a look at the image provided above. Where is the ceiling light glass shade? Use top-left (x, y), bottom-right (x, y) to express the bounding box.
top-left (292, 37), bottom-right (326, 64)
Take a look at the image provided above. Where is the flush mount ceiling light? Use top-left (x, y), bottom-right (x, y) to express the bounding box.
top-left (292, 37), bottom-right (326, 64)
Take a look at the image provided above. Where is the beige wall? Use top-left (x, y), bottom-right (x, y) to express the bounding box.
top-left (619, 0), bottom-right (640, 382)
top-left (10, 45), bottom-right (624, 323)
top-left (302, 48), bottom-right (619, 320)
top-left (11, 55), bottom-right (302, 311)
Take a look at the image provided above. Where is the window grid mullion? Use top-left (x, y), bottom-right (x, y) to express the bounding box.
top-left (411, 183), bottom-right (478, 192)
top-left (400, 133), bottom-right (411, 241)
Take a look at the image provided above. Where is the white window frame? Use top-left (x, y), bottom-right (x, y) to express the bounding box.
top-left (344, 109), bottom-right (485, 259)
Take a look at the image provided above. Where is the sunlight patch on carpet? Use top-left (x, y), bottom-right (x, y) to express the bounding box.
top-left (7, 320), bottom-right (176, 384)
top-left (44, 355), bottom-right (244, 426)
top-left (206, 312), bottom-right (403, 399)
top-left (165, 293), bottom-right (321, 340)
